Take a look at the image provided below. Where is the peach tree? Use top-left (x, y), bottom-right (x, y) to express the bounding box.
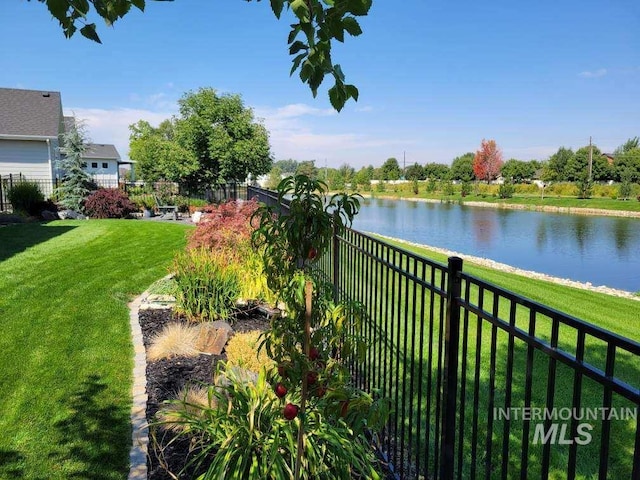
top-left (252, 175), bottom-right (389, 478)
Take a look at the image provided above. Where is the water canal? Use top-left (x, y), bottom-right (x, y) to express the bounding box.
top-left (352, 198), bottom-right (640, 292)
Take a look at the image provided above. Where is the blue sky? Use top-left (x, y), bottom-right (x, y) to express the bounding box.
top-left (1, 0), bottom-right (639, 168)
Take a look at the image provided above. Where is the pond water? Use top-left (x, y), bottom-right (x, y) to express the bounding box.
top-left (351, 198), bottom-right (640, 292)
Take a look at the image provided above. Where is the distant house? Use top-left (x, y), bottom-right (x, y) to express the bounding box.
top-left (82, 143), bottom-right (122, 187)
top-left (602, 153), bottom-right (616, 166)
top-left (0, 87), bottom-right (128, 197)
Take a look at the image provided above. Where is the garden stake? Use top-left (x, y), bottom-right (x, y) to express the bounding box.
top-left (294, 279), bottom-right (314, 480)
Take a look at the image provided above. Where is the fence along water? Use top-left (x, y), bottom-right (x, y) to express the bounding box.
top-left (246, 185), bottom-right (640, 480)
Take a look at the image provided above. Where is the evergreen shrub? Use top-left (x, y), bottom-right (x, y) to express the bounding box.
top-left (7, 181), bottom-right (44, 216)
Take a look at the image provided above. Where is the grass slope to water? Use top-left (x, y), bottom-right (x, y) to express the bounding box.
top-left (367, 190), bottom-right (640, 212)
top-left (0, 220), bottom-right (191, 479)
top-left (378, 235), bottom-right (640, 340)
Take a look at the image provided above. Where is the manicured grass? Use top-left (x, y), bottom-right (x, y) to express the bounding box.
top-left (366, 190), bottom-right (640, 212)
top-left (378, 235), bottom-right (640, 339)
top-left (0, 220), bottom-right (191, 479)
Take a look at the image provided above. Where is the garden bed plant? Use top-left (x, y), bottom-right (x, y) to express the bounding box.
top-left (144, 179), bottom-right (391, 479)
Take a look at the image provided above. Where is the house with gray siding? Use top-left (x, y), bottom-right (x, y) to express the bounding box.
top-left (0, 87), bottom-right (125, 197)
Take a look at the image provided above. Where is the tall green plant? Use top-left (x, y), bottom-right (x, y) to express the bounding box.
top-left (173, 249), bottom-right (241, 322)
top-left (56, 122), bottom-right (96, 211)
top-left (251, 175), bottom-right (388, 479)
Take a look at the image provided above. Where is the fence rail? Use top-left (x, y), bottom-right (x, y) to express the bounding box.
top-left (246, 185), bottom-right (640, 480)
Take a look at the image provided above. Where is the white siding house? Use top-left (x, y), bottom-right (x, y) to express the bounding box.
top-left (0, 88), bottom-right (125, 198)
top-left (0, 88), bottom-right (63, 197)
top-left (82, 143), bottom-right (122, 187)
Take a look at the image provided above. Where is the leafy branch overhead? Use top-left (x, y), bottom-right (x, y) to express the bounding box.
top-left (36, 0), bottom-right (371, 111)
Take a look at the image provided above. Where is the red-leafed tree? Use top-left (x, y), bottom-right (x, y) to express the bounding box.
top-left (473, 139), bottom-right (503, 182)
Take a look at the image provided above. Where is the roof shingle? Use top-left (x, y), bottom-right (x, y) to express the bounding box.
top-left (0, 88), bottom-right (63, 137)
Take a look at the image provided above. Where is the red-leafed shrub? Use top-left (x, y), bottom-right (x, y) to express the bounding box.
top-left (84, 188), bottom-right (137, 219)
top-left (188, 200), bottom-right (260, 255)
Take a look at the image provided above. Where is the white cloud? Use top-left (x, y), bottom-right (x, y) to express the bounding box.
top-left (578, 68), bottom-right (607, 78)
top-left (64, 107), bottom-right (176, 161)
top-left (255, 103), bottom-right (403, 165)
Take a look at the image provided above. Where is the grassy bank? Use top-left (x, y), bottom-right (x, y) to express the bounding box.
top-left (378, 234), bottom-right (640, 339)
top-left (0, 220), bottom-right (191, 479)
top-left (359, 182), bottom-right (640, 213)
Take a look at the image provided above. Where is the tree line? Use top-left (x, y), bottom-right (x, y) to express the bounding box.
top-left (265, 137), bottom-right (640, 190)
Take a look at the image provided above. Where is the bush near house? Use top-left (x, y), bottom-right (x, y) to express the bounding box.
top-left (7, 181), bottom-right (45, 216)
top-left (84, 188), bottom-right (137, 218)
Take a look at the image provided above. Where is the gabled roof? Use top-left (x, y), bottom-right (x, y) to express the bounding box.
top-left (0, 88), bottom-right (63, 138)
top-left (84, 143), bottom-right (121, 161)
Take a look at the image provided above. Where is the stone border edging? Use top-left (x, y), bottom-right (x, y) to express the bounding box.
top-left (128, 289), bottom-right (150, 480)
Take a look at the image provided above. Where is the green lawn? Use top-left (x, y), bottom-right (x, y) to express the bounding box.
top-left (0, 220), bottom-right (191, 479)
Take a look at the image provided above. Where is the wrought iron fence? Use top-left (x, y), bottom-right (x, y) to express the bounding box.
top-left (246, 185), bottom-right (640, 480)
top-left (0, 173), bottom-right (124, 211)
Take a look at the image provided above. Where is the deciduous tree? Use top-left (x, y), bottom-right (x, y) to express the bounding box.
top-left (543, 147), bottom-right (574, 181)
top-left (175, 88), bottom-right (272, 189)
top-left (129, 119), bottom-right (198, 183)
top-left (295, 160), bottom-right (319, 180)
top-left (34, 0), bottom-right (371, 111)
top-left (473, 139), bottom-right (503, 183)
top-left (379, 158), bottom-right (401, 181)
top-left (501, 159), bottom-right (536, 183)
top-left (423, 162), bottom-right (450, 180)
top-left (450, 153), bottom-right (474, 182)
top-left (405, 163), bottom-right (425, 181)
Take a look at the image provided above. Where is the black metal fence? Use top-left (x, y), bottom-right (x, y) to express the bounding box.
top-left (0, 173), bottom-right (122, 212)
top-left (0, 174), bottom-right (246, 212)
top-left (246, 186), bottom-right (640, 480)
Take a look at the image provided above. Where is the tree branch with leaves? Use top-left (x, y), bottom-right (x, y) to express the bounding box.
top-left (34, 0), bottom-right (371, 111)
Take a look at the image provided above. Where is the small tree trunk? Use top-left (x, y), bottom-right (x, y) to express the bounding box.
top-left (294, 280), bottom-right (313, 480)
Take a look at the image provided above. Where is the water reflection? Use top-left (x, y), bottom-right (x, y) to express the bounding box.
top-left (353, 199), bottom-right (640, 291)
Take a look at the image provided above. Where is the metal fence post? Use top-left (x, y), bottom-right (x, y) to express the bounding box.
top-left (332, 211), bottom-right (340, 304)
top-left (440, 256), bottom-right (463, 480)
top-left (0, 175), bottom-right (4, 211)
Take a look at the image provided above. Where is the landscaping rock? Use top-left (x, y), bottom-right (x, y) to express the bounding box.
top-left (58, 209), bottom-right (86, 220)
top-left (41, 210), bottom-right (58, 220)
top-left (194, 324), bottom-right (230, 355)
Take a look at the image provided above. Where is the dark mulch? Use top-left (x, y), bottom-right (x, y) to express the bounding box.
top-left (139, 307), bottom-right (397, 480)
top-left (139, 308), bottom-right (269, 480)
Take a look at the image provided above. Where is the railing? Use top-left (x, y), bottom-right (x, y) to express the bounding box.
top-left (246, 186), bottom-right (640, 480)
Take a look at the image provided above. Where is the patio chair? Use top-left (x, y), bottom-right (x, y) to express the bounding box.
top-left (154, 195), bottom-right (178, 220)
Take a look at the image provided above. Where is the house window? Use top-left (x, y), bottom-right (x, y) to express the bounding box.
top-left (81, 162), bottom-right (87, 168)
top-left (102, 162), bottom-right (108, 169)
top-left (91, 162), bottom-right (98, 168)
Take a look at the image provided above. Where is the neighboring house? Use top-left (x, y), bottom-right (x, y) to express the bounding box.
top-left (82, 143), bottom-right (122, 187)
top-left (0, 88), bottom-right (63, 197)
top-left (0, 87), bottom-right (128, 196)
